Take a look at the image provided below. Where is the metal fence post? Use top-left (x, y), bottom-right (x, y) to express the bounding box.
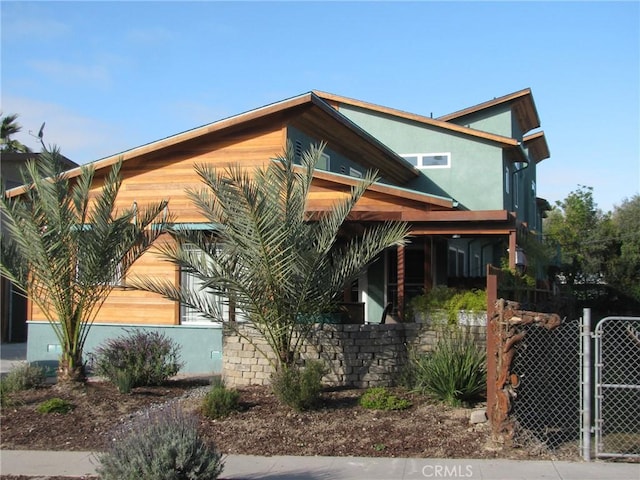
top-left (581, 307), bottom-right (592, 461)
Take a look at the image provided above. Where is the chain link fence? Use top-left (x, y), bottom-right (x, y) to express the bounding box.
top-left (595, 317), bottom-right (640, 458)
top-left (509, 318), bottom-right (582, 455)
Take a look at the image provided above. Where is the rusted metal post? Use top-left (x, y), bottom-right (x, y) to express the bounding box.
top-left (486, 265), bottom-right (498, 423)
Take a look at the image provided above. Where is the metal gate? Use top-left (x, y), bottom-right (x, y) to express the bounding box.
top-left (593, 316), bottom-right (640, 459)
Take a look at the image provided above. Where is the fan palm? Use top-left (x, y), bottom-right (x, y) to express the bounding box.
top-left (1, 113), bottom-right (31, 153)
top-left (0, 149), bottom-right (168, 384)
top-left (132, 143), bottom-right (409, 370)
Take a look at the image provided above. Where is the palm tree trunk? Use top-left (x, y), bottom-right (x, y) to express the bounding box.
top-left (57, 351), bottom-right (86, 384)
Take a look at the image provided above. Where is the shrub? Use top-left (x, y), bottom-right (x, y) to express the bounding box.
top-left (409, 287), bottom-right (486, 324)
top-left (409, 327), bottom-right (486, 406)
top-left (37, 397), bottom-right (74, 414)
top-left (202, 379), bottom-right (241, 419)
top-left (359, 387), bottom-right (412, 411)
top-left (1, 362), bottom-right (46, 393)
top-left (271, 360), bottom-right (325, 411)
top-left (93, 330), bottom-right (182, 393)
top-left (97, 407), bottom-right (223, 480)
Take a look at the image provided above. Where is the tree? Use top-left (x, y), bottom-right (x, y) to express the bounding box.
top-left (605, 195), bottom-right (640, 301)
top-left (544, 185), bottom-right (612, 285)
top-left (1, 113), bottom-right (32, 153)
top-left (132, 144), bottom-right (409, 370)
top-left (0, 149), bottom-right (168, 384)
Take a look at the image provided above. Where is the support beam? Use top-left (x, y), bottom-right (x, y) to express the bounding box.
top-left (508, 230), bottom-right (517, 270)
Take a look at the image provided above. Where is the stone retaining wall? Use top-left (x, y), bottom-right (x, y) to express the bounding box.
top-left (222, 323), bottom-right (486, 388)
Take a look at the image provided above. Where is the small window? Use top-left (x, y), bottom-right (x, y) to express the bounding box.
top-left (316, 152), bottom-right (330, 171)
top-left (401, 153), bottom-right (450, 169)
top-left (349, 167), bottom-right (363, 178)
top-left (505, 166), bottom-right (510, 194)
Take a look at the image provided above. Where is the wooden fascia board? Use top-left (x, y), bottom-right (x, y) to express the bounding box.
top-left (10, 91), bottom-right (416, 191)
top-left (524, 131), bottom-right (550, 163)
top-left (438, 88), bottom-right (541, 134)
top-left (295, 96), bottom-right (420, 183)
top-left (409, 210), bottom-right (517, 235)
top-left (313, 91), bottom-right (518, 147)
top-left (310, 168), bottom-right (454, 209)
top-left (54, 93), bottom-right (316, 181)
top-left (405, 210), bottom-right (513, 222)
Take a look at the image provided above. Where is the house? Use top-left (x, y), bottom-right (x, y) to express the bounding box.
top-left (1, 152), bottom-right (78, 343)
top-left (13, 89), bottom-right (550, 374)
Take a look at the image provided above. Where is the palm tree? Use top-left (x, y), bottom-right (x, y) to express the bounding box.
top-left (132, 143), bottom-right (409, 370)
top-left (0, 149), bottom-right (169, 384)
top-left (1, 113), bottom-right (32, 153)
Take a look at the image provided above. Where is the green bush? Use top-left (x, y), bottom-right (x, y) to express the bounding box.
top-left (271, 360), bottom-right (325, 411)
top-left (409, 287), bottom-right (486, 324)
top-left (93, 330), bottom-right (182, 393)
top-left (359, 387), bottom-right (412, 411)
top-left (97, 407), bottom-right (223, 480)
top-left (409, 327), bottom-right (486, 406)
top-left (202, 379), bottom-right (241, 419)
top-left (37, 397), bottom-right (74, 414)
top-left (1, 362), bottom-right (46, 393)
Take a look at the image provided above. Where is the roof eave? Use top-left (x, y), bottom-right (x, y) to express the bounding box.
top-left (313, 90), bottom-right (519, 148)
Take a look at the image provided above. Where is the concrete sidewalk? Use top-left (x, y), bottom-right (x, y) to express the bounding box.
top-left (1, 450), bottom-right (639, 479)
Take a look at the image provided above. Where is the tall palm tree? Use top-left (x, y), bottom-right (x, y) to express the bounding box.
top-left (0, 149), bottom-right (168, 384)
top-left (1, 113), bottom-right (32, 153)
top-left (132, 144), bottom-right (409, 370)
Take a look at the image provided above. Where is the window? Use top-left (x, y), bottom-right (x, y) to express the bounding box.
top-left (505, 166), bottom-right (510, 194)
top-left (448, 247), bottom-right (465, 277)
top-left (349, 167), bottom-right (363, 178)
top-left (316, 152), bottom-right (330, 171)
top-left (401, 153), bottom-right (450, 169)
top-left (179, 244), bottom-right (246, 324)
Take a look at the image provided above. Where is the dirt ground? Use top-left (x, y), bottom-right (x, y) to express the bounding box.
top-left (0, 378), bottom-right (580, 479)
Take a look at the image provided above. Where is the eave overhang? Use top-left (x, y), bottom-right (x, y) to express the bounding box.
top-left (524, 131), bottom-right (550, 163)
top-left (6, 92), bottom-right (420, 198)
top-left (314, 91), bottom-right (519, 148)
top-left (408, 210), bottom-right (518, 236)
top-left (437, 88), bottom-right (541, 135)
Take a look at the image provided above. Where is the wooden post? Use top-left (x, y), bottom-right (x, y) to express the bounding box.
top-left (397, 245), bottom-right (405, 321)
top-left (508, 230), bottom-right (517, 270)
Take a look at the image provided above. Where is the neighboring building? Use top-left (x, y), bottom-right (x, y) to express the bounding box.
top-left (8, 89), bottom-right (551, 373)
top-left (1, 152), bottom-right (78, 342)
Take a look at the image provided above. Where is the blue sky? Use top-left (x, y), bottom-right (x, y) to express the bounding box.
top-left (2, 1), bottom-right (638, 213)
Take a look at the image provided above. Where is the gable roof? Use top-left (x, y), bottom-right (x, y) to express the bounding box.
top-left (313, 90), bottom-right (520, 147)
top-left (437, 88), bottom-right (541, 134)
top-left (52, 92), bottom-right (421, 186)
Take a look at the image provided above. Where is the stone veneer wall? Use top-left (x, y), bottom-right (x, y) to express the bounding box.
top-left (222, 323), bottom-right (486, 388)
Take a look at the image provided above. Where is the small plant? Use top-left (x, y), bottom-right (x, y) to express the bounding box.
top-left (202, 378), bottom-right (241, 419)
top-left (97, 406), bottom-right (224, 480)
top-left (1, 362), bottom-right (46, 393)
top-left (93, 330), bottom-right (182, 392)
top-left (271, 360), bottom-right (325, 411)
top-left (359, 387), bottom-right (412, 411)
top-left (36, 397), bottom-right (74, 414)
top-left (409, 327), bottom-right (486, 406)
